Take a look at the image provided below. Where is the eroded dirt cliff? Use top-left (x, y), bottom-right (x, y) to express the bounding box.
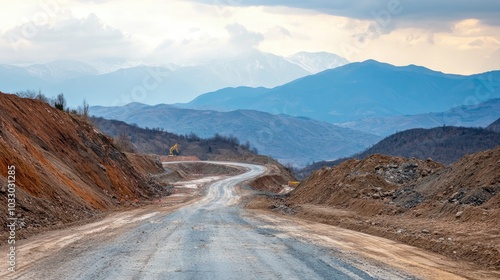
top-left (262, 149), bottom-right (500, 270)
top-left (0, 93), bottom-right (168, 244)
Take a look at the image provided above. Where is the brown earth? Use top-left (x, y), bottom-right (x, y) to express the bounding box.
top-left (126, 153), bottom-right (164, 175)
top-left (92, 117), bottom-right (258, 160)
top-left (249, 165), bottom-right (295, 194)
top-left (209, 154), bottom-right (297, 194)
top-left (0, 93), bottom-right (170, 245)
top-left (250, 175), bottom-right (290, 193)
top-left (249, 148), bottom-right (500, 271)
top-left (162, 162), bottom-right (242, 178)
top-left (160, 156), bottom-right (200, 162)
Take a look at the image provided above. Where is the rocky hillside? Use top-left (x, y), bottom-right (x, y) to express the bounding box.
top-left (90, 103), bottom-right (381, 167)
top-left (487, 117), bottom-right (500, 133)
top-left (293, 148), bottom-right (500, 216)
top-left (299, 125), bottom-right (500, 178)
top-left (285, 148), bottom-right (500, 269)
top-left (290, 155), bottom-right (445, 210)
top-left (352, 126), bottom-right (500, 165)
top-left (0, 92), bottom-right (168, 244)
top-left (416, 147), bottom-right (500, 211)
top-left (92, 117), bottom-right (296, 194)
top-left (91, 117), bottom-right (257, 160)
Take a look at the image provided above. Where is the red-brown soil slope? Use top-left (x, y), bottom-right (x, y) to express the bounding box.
top-left (285, 148), bottom-right (500, 269)
top-left (0, 93), bottom-right (167, 243)
top-left (290, 154), bottom-right (445, 214)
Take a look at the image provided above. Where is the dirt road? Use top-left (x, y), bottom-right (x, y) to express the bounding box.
top-left (3, 162), bottom-right (489, 279)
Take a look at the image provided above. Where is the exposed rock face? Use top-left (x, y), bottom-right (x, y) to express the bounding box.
top-left (285, 148), bottom-right (500, 269)
top-left (0, 92), bottom-right (168, 243)
top-left (289, 154), bottom-right (445, 210)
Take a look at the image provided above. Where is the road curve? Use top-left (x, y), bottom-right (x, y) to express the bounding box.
top-left (9, 161), bottom-right (417, 280)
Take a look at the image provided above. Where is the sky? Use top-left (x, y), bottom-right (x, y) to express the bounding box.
top-left (0, 0), bottom-right (499, 74)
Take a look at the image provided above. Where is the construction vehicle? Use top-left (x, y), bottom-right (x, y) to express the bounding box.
top-left (169, 143), bottom-right (179, 156)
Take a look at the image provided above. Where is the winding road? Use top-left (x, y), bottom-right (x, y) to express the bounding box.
top-left (3, 162), bottom-right (478, 279)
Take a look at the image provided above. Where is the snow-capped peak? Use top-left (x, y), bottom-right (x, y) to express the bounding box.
top-left (286, 51), bottom-right (349, 74)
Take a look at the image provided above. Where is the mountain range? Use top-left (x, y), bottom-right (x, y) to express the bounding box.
top-left (89, 103), bottom-right (381, 167)
top-left (337, 98), bottom-right (500, 136)
top-left (180, 60), bottom-right (500, 124)
top-left (5, 56), bottom-right (499, 168)
top-left (0, 51), bottom-right (348, 107)
top-left (488, 117), bottom-right (500, 133)
top-left (90, 116), bottom-right (258, 159)
top-left (298, 118), bottom-right (500, 178)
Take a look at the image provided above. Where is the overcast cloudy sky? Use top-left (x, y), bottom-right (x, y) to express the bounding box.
top-left (1, 0), bottom-right (499, 74)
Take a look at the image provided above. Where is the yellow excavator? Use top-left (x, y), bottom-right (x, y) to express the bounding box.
top-left (169, 143), bottom-right (179, 156)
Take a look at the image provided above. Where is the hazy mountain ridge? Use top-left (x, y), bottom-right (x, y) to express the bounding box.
top-left (89, 103), bottom-right (381, 167)
top-left (90, 117), bottom-right (258, 159)
top-left (181, 60), bottom-right (500, 124)
top-left (23, 60), bottom-right (100, 81)
top-left (285, 52), bottom-right (349, 74)
top-left (299, 122), bottom-right (500, 178)
top-left (176, 87), bottom-right (271, 111)
top-left (0, 51), bottom-right (347, 107)
top-left (353, 126), bottom-right (500, 164)
top-left (487, 117), bottom-right (500, 132)
top-left (337, 98), bottom-right (500, 136)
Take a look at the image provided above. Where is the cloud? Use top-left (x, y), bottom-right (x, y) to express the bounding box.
top-left (468, 39), bottom-right (484, 47)
top-left (225, 23), bottom-right (264, 50)
top-left (0, 13), bottom-right (141, 63)
top-left (265, 26), bottom-right (291, 39)
top-left (149, 23), bottom-right (264, 64)
top-left (75, 0), bottom-right (112, 3)
top-left (194, 0), bottom-right (500, 29)
top-left (150, 35), bottom-right (222, 65)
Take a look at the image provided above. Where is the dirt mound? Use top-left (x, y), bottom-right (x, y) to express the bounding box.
top-left (242, 155), bottom-right (296, 193)
top-left (299, 126), bottom-right (500, 179)
top-left (284, 149), bottom-right (500, 270)
top-left (163, 162), bottom-right (241, 177)
top-left (250, 175), bottom-right (289, 193)
top-left (410, 147), bottom-right (500, 217)
top-left (160, 156), bottom-right (200, 162)
top-left (289, 154), bottom-right (444, 213)
top-left (0, 93), bottom-right (169, 244)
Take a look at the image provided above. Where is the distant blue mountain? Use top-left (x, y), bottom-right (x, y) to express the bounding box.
top-left (180, 60), bottom-right (500, 123)
top-left (176, 86), bottom-right (271, 111)
top-left (89, 103), bottom-right (381, 167)
top-left (0, 51), bottom-right (348, 107)
top-left (337, 98), bottom-right (500, 136)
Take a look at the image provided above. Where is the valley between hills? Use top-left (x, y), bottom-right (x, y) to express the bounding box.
top-left (1, 53), bottom-right (500, 280)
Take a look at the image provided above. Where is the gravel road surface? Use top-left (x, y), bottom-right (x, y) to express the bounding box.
top-left (5, 162), bottom-right (465, 279)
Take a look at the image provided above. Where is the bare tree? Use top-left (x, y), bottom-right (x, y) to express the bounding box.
top-left (54, 93), bottom-right (66, 111)
top-left (82, 99), bottom-right (89, 119)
